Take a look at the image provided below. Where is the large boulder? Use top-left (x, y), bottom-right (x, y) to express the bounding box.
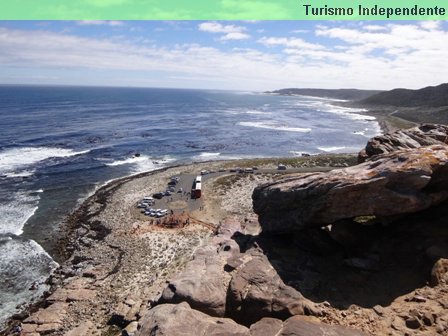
top-left (159, 219), bottom-right (241, 316)
top-left (253, 145), bottom-right (448, 233)
top-left (136, 302), bottom-right (250, 336)
top-left (359, 123), bottom-right (448, 162)
top-left (227, 249), bottom-right (320, 326)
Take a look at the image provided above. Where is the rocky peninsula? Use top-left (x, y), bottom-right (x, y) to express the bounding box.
top-left (3, 125), bottom-right (448, 336)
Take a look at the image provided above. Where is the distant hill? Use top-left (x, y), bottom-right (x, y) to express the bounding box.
top-left (266, 88), bottom-right (382, 101)
top-left (360, 83), bottom-right (448, 107)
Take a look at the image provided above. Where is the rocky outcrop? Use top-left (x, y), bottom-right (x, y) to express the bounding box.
top-left (250, 316), bottom-right (369, 336)
top-left (358, 123), bottom-right (448, 162)
top-left (136, 303), bottom-right (367, 336)
top-left (136, 302), bottom-right (250, 336)
top-left (159, 219), bottom-right (242, 317)
top-left (253, 145), bottom-right (448, 233)
top-left (227, 249), bottom-right (320, 325)
top-left (159, 219), bottom-right (320, 326)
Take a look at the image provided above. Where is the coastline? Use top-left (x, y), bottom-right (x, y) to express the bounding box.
top-left (2, 155), bottom-right (357, 335)
top-left (2, 104), bottom-right (418, 334)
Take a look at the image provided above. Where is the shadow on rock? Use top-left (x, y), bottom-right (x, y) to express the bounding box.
top-left (239, 202), bottom-right (448, 310)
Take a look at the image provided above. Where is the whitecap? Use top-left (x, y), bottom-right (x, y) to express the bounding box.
top-left (105, 155), bottom-right (176, 174)
top-left (0, 192), bottom-right (40, 236)
top-left (199, 152), bottom-right (221, 157)
top-left (0, 147), bottom-right (90, 177)
top-left (0, 238), bottom-right (58, 325)
top-left (317, 146), bottom-right (347, 152)
top-left (239, 121), bottom-right (311, 133)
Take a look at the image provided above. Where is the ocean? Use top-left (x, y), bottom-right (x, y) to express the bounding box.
top-left (0, 85), bottom-right (380, 324)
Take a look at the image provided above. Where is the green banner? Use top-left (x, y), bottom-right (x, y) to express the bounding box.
top-left (0, 0), bottom-right (446, 20)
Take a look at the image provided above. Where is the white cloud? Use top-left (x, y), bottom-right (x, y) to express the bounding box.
top-left (198, 21), bottom-right (251, 41)
top-left (220, 32), bottom-right (250, 41)
top-left (258, 37), bottom-right (324, 50)
top-left (362, 25), bottom-right (387, 32)
top-left (420, 21), bottom-right (440, 30)
top-left (290, 29), bottom-right (309, 34)
top-left (198, 22), bottom-right (245, 34)
top-left (77, 20), bottom-right (124, 27)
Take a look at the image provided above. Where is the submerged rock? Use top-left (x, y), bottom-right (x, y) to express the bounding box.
top-left (358, 123), bottom-right (448, 162)
top-left (253, 145), bottom-right (448, 233)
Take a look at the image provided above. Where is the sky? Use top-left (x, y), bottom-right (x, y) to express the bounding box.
top-left (0, 20), bottom-right (447, 91)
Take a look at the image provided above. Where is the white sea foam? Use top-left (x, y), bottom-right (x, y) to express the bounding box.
top-left (0, 147), bottom-right (90, 177)
top-left (3, 169), bottom-right (36, 178)
top-left (105, 156), bottom-right (149, 167)
top-left (105, 155), bottom-right (176, 174)
top-left (289, 98), bottom-right (376, 122)
top-left (318, 146), bottom-right (347, 152)
top-left (246, 110), bottom-right (270, 115)
top-left (199, 152), bottom-right (221, 158)
top-left (239, 121), bottom-right (311, 133)
top-left (193, 152), bottom-right (248, 162)
top-left (0, 238), bottom-right (58, 325)
top-left (0, 192), bottom-right (40, 236)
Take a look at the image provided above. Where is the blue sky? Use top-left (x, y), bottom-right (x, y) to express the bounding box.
top-left (0, 20), bottom-right (447, 90)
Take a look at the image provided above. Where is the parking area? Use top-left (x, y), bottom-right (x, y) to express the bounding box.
top-left (134, 164), bottom-right (336, 227)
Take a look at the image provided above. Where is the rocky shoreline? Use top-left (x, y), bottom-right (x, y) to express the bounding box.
top-left (1, 155), bottom-right (356, 335)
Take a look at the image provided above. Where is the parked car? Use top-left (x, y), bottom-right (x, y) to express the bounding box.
top-left (153, 192), bottom-right (164, 199)
top-left (277, 164), bottom-right (287, 170)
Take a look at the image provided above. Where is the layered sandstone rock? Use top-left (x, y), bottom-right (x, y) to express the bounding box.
top-left (160, 218), bottom-right (241, 317)
top-left (227, 249), bottom-right (320, 325)
top-left (253, 145), bottom-right (448, 233)
top-left (250, 316), bottom-right (369, 336)
top-left (358, 123), bottom-right (448, 162)
top-left (136, 302), bottom-right (250, 336)
top-left (136, 303), bottom-right (367, 336)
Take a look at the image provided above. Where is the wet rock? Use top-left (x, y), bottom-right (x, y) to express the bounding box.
top-left (358, 123), bottom-right (448, 162)
top-left (136, 302), bottom-right (249, 336)
top-left (253, 146), bottom-right (448, 233)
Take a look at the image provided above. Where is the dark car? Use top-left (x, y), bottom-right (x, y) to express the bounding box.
top-left (153, 192), bottom-right (164, 199)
